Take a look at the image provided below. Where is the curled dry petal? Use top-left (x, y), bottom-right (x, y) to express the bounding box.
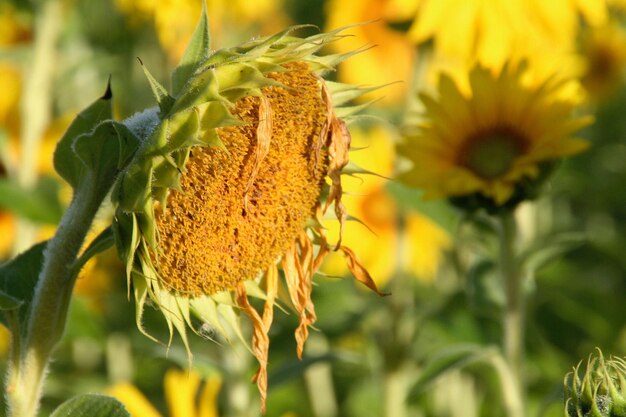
top-left (235, 282), bottom-right (269, 414)
top-left (282, 238), bottom-right (317, 359)
top-left (318, 78), bottom-right (351, 249)
top-left (340, 245), bottom-right (388, 296)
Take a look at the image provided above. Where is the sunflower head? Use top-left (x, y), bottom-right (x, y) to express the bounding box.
top-left (112, 9), bottom-right (382, 412)
top-left (398, 63), bottom-right (592, 212)
top-left (579, 22), bottom-right (626, 100)
top-left (564, 349), bottom-right (626, 417)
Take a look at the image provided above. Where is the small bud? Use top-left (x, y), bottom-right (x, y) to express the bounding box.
top-left (564, 349), bottom-right (626, 417)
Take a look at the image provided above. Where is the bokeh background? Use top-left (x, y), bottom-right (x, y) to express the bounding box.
top-left (1, 0), bottom-right (626, 416)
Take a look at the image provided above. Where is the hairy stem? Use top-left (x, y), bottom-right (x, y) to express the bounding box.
top-left (6, 178), bottom-right (103, 417)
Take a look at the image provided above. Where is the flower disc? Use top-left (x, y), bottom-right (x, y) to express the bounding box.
top-left (153, 63), bottom-right (329, 296)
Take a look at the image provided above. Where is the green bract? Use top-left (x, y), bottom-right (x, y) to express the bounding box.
top-left (565, 349), bottom-right (626, 417)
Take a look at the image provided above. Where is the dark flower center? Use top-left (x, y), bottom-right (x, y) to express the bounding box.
top-left (459, 127), bottom-right (527, 180)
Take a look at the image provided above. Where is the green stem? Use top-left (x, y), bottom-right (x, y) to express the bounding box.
top-left (384, 368), bottom-right (411, 417)
top-left (13, 0), bottom-right (62, 255)
top-left (489, 349), bottom-right (525, 417)
top-left (6, 178), bottom-right (104, 417)
top-left (498, 210), bottom-right (525, 412)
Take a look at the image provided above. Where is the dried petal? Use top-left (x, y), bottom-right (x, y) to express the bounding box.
top-left (340, 245), bottom-right (388, 296)
top-left (235, 282), bottom-right (269, 413)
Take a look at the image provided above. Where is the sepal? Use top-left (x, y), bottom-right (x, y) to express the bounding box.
top-left (171, 0), bottom-right (211, 96)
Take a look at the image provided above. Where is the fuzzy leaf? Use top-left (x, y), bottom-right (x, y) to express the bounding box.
top-left (0, 176), bottom-right (63, 224)
top-left (0, 241), bottom-right (47, 327)
top-left (50, 394), bottom-right (130, 417)
top-left (171, 1), bottom-right (210, 96)
top-left (54, 82), bottom-right (113, 189)
top-left (73, 120), bottom-right (140, 201)
top-left (54, 83), bottom-right (140, 202)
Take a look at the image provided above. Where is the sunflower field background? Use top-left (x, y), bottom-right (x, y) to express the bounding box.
top-left (2, 1), bottom-right (626, 416)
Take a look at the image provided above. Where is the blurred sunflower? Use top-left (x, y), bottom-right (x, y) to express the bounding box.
top-left (112, 23), bottom-right (383, 411)
top-left (0, 2), bottom-right (32, 47)
top-left (324, 125), bottom-right (451, 286)
top-left (577, 21), bottom-right (626, 100)
top-left (0, 63), bottom-right (19, 256)
top-left (0, 16), bottom-right (25, 258)
top-left (108, 368), bottom-right (222, 417)
top-left (398, 63), bottom-right (592, 207)
top-left (114, 0), bottom-right (289, 62)
top-left (407, 0), bottom-right (607, 68)
top-left (325, 0), bottom-right (416, 104)
top-left (73, 215), bottom-right (124, 312)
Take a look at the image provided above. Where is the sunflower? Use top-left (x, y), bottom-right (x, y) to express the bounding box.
top-left (114, 0), bottom-right (289, 62)
top-left (398, 63), bottom-right (592, 208)
top-left (407, 0), bottom-right (607, 68)
top-left (0, 2), bottom-right (32, 47)
top-left (112, 21), bottom-right (382, 411)
top-left (325, 0), bottom-right (416, 104)
top-left (578, 21), bottom-right (626, 100)
top-left (108, 368), bottom-right (222, 417)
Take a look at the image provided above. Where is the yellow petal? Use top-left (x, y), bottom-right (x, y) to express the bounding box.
top-left (401, 213), bottom-right (451, 282)
top-left (106, 383), bottom-right (163, 417)
top-left (165, 368), bottom-right (202, 417)
top-left (199, 375), bottom-right (223, 417)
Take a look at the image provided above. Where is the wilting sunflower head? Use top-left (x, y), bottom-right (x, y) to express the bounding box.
top-left (112, 10), bottom-right (382, 412)
top-left (564, 349), bottom-right (626, 417)
top-left (398, 63), bottom-right (592, 212)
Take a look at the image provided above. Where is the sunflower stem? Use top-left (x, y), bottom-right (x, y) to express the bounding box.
top-left (5, 178), bottom-right (104, 417)
top-left (498, 210), bottom-right (526, 415)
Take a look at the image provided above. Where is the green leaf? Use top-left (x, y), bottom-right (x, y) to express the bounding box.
top-left (54, 82), bottom-right (113, 189)
top-left (268, 353), bottom-right (340, 389)
top-left (520, 232), bottom-right (586, 274)
top-left (50, 394), bottom-right (130, 417)
top-left (408, 344), bottom-right (490, 401)
top-left (386, 181), bottom-right (460, 234)
top-left (71, 226), bottom-right (114, 277)
top-left (466, 258), bottom-right (504, 314)
top-left (0, 291), bottom-right (22, 311)
top-left (0, 241), bottom-right (47, 327)
top-left (0, 176), bottom-right (64, 224)
top-left (171, 1), bottom-right (210, 97)
top-left (73, 120), bottom-right (141, 201)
